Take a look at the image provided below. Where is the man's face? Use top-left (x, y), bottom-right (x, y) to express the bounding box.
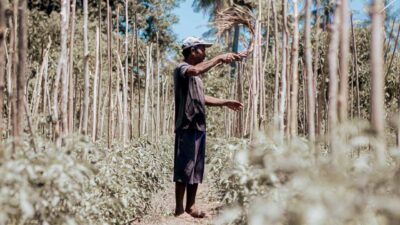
top-left (191, 45), bottom-right (206, 63)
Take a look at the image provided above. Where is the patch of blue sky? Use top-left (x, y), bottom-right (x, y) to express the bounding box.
top-left (172, 0), bottom-right (400, 43)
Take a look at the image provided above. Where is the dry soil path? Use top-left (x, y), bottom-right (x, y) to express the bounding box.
top-left (133, 181), bottom-right (222, 225)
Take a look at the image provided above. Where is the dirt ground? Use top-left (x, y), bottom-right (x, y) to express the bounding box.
top-left (133, 182), bottom-right (222, 225)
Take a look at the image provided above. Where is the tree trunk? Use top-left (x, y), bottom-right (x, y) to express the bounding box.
top-left (370, 0), bottom-right (386, 165)
top-left (15, 0), bottom-right (27, 140)
top-left (338, 0), bottom-right (350, 122)
top-left (305, 0), bottom-right (315, 141)
top-left (314, 0), bottom-right (322, 135)
top-left (351, 14), bottom-right (360, 118)
top-left (123, 0), bottom-right (129, 144)
top-left (82, 0), bottom-right (90, 135)
top-left (96, 2), bottom-right (103, 140)
top-left (290, 0), bottom-right (300, 137)
top-left (107, 1), bottom-right (113, 148)
top-left (68, 0), bottom-right (76, 133)
top-left (156, 36), bottom-right (161, 140)
top-left (272, 0), bottom-right (280, 131)
top-left (385, 23), bottom-right (400, 77)
top-left (135, 13), bottom-right (141, 137)
top-left (53, 0), bottom-right (69, 145)
top-left (279, 0), bottom-right (287, 138)
top-left (261, 0), bottom-right (271, 130)
top-left (11, 1), bottom-right (18, 138)
top-left (384, 19), bottom-right (396, 57)
top-left (328, 9), bottom-right (340, 149)
top-left (142, 45), bottom-right (150, 136)
top-left (0, 0), bottom-right (6, 139)
top-left (92, 26), bottom-right (100, 142)
top-left (32, 40), bottom-right (51, 125)
top-left (130, 22), bottom-right (136, 138)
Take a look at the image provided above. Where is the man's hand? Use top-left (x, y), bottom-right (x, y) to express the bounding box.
top-left (224, 100), bottom-right (244, 111)
top-left (219, 53), bottom-right (243, 64)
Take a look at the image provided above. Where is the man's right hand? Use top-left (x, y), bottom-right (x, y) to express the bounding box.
top-left (219, 53), bottom-right (243, 64)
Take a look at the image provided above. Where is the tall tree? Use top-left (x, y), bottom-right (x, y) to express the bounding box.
top-left (60, 0), bottom-right (70, 137)
top-left (279, 0), bottom-right (288, 137)
top-left (290, 0), bottom-right (300, 137)
top-left (68, 0), bottom-right (77, 133)
top-left (107, 0), bottom-right (113, 148)
top-left (82, 0), bottom-right (89, 135)
top-left (328, 8), bottom-right (340, 150)
top-left (370, 0), bottom-right (386, 165)
top-left (272, 0), bottom-right (280, 131)
top-left (0, 0), bottom-right (6, 138)
top-left (16, 0), bottom-right (27, 138)
top-left (338, 0), bottom-right (350, 122)
top-left (305, 0), bottom-right (315, 141)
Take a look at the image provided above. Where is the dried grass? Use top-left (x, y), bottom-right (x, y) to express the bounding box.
top-left (214, 5), bottom-right (256, 54)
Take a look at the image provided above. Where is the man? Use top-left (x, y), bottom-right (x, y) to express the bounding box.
top-left (173, 36), bottom-right (244, 218)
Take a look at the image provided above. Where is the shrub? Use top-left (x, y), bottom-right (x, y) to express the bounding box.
top-left (211, 122), bottom-right (400, 225)
top-left (0, 135), bottom-right (173, 225)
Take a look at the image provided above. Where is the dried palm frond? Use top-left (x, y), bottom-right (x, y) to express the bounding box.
top-left (214, 5), bottom-right (256, 54)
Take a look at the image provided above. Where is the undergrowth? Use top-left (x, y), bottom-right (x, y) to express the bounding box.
top-left (209, 121), bottom-right (400, 225)
top-left (0, 135), bottom-right (173, 225)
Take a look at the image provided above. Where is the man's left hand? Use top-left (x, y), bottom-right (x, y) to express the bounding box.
top-left (224, 100), bottom-right (244, 111)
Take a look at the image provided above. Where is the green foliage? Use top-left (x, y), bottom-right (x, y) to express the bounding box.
top-left (0, 135), bottom-right (173, 224)
top-left (209, 122), bottom-right (400, 225)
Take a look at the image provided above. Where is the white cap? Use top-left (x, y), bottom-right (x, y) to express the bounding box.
top-left (182, 36), bottom-right (213, 50)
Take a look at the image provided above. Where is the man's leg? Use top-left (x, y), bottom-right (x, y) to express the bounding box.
top-left (185, 183), bottom-right (206, 218)
top-left (175, 182), bottom-right (186, 216)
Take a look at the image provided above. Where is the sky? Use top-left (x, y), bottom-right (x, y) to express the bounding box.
top-left (172, 0), bottom-right (400, 42)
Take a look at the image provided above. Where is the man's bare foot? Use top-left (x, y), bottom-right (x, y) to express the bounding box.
top-left (174, 208), bottom-right (185, 217)
top-left (185, 207), bottom-right (208, 218)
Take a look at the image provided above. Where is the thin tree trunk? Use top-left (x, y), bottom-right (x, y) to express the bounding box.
top-left (314, 0), bottom-right (322, 135)
top-left (261, 0), bottom-right (271, 130)
top-left (0, 0), bottom-right (6, 138)
top-left (15, 0), bottom-right (27, 140)
top-left (96, 2), bottom-right (103, 140)
top-left (32, 40), bottom-right (51, 122)
top-left (107, 1), bottom-right (113, 148)
top-left (68, 0), bottom-right (76, 133)
top-left (130, 22), bottom-right (136, 139)
top-left (305, 0), bottom-right (315, 142)
top-left (92, 26), bottom-right (100, 142)
top-left (236, 61), bottom-right (244, 137)
top-left (54, 0), bottom-right (70, 145)
top-left (370, 0), bottom-right (386, 165)
top-left (290, 0), bottom-right (300, 137)
top-left (116, 50), bottom-right (128, 143)
top-left (142, 45), bottom-right (150, 135)
top-left (150, 46), bottom-right (154, 140)
top-left (81, 0), bottom-right (90, 135)
top-left (11, 2), bottom-right (18, 138)
top-left (384, 19), bottom-right (396, 57)
top-left (5, 18), bottom-right (11, 138)
top-left (272, 0), bottom-right (280, 131)
top-left (285, 39), bottom-right (291, 137)
top-left (328, 9), bottom-right (340, 149)
top-left (135, 13), bottom-right (141, 137)
top-left (338, 0), bottom-right (350, 122)
top-left (99, 89), bottom-right (108, 138)
top-left (123, 0), bottom-right (129, 144)
top-left (156, 35), bottom-right (161, 140)
top-left (279, 0), bottom-right (287, 138)
top-left (351, 14), bottom-right (360, 118)
top-left (162, 77), bottom-right (168, 135)
top-left (385, 23), bottom-right (400, 77)
top-left (250, 21), bottom-right (260, 138)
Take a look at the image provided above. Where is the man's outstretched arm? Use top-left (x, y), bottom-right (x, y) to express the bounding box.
top-left (205, 95), bottom-right (243, 111)
top-left (185, 53), bottom-right (245, 76)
